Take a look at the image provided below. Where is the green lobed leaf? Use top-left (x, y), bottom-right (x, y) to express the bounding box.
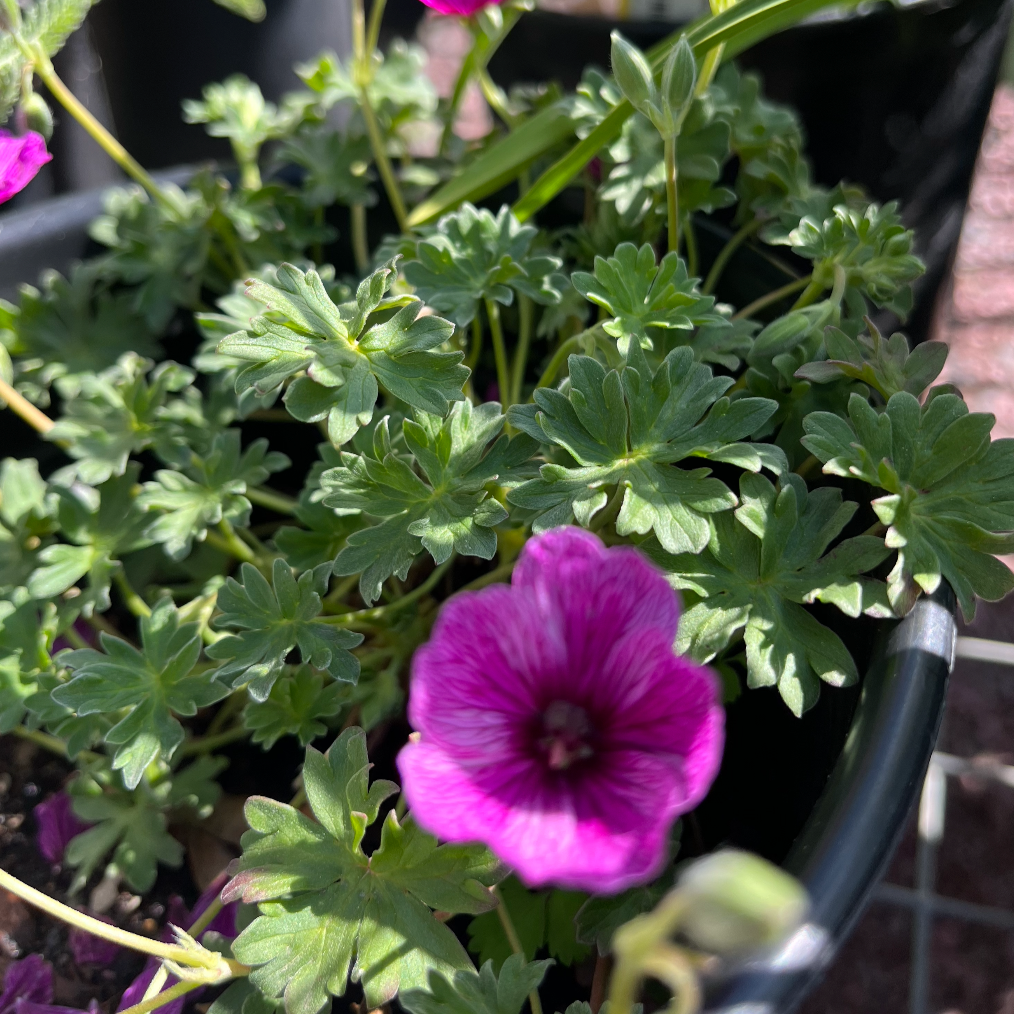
top-left (400, 954), bottom-right (554, 1014)
top-left (507, 341), bottom-right (783, 554)
top-left (649, 472), bottom-right (891, 715)
top-left (243, 664), bottom-right (350, 748)
top-left (322, 404), bottom-right (535, 604)
top-left (802, 390), bottom-right (1014, 619)
top-left (54, 596), bottom-right (229, 788)
top-left (206, 558), bottom-right (363, 701)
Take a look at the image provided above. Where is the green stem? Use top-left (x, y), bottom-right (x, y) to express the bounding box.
top-left (63, 624), bottom-right (91, 650)
top-left (534, 323), bottom-right (603, 392)
top-left (683, 212), bottom-right (698, 277)
top-left (732, 274), bottom-right (812, 321)
top-left (117, 982), bottom-right (206, 1014)
top-left (11, 725), bottom-right (67, 757)
top-left (30, 49), bottom-right (166, 207)
top-left (664, 136), bottom-right (679, 255)
top-left (789, 277), bottom-right (825, 311)
top-left (477, 66), bottom-right (516, 128)
top-left (590, 483), bottom-right (625, 533)
top-left (702, 217), bottom-right (763, 294)
top-left (440, 47), bottom-right (476, 155)
top-left (187, 895), bottom-right (225, 939)
top-left (510, 296), bottom-right (533, 406)
top-left (204, 690), bottom-right (247, 737)
top-left (466, 316), bottom-right (484, 372)
top-left (493, 886), bottom-right (543, 1014)
top-left (351, 202), bottom-right (370, 274)
top-left (323, 556), bottom-right (454, 624)
top-left (246, 486), bottom-right (298, 515)
top-left (365, 0), bottom-right (388, 63)
top-left (457, 558), bottom-right (515, 593)
top-left (238, 157), bottom-right (262, 192)
top-left (694, 41), bottom-right (725, 97)
top-left (360, 93), bottom-right (408, 233)
top-left (216, 520), bottom-right (257, 564)
top-left (177, 725), bottom-right (248, 758)
top-left (0, 868), bottom-right (238, 972)
top-left (0, 376), bottom-right (56, 435)
top-left (485, 298), bottom-right (512, 412)
top-left (113, 569), bottom-right (151, 619)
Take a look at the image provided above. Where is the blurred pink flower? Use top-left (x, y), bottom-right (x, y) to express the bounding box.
top-left (34, 792), bottom-right (90, 864)
top-left (0, 130), bottom-right (51, 203)
top-left (417, 0), bottom-right (501, 16)
top-left (397, 526), bottom-right (725, 893)
top-left (68, 913), bottom-right (120, 966)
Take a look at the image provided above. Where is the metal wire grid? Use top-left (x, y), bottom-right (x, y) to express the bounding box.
top-left (870, 635), bottom-right (1014, 1014)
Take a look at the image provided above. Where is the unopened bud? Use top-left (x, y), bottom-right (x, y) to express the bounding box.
top-left (21, 93), bottom-right (53, 142)
top-left (660, 36), bottom-right (696, 133)
top-left (610, 31), bottom-right (655, 117)
top-left (676, 850), bottom-right (808, 955)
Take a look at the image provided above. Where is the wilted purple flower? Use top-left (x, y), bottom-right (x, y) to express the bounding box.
top-left (0, 130), bottom-right (51, 204)
top-left (34, 792), bottom-right (90, 864)
top-left (0, 956), bottom-right (52, 1014)
top-left (117, 874), bottom-right (237, 1014)
top-left (398, 527), bottom-right (725, 893)
top-left (68, 912), bottom-right (120, 966)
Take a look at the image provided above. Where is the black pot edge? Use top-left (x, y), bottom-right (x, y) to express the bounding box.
top-left (0, 183), bottom-right (959, 1014)
top-left (702, 585), bottom-right (956, 1013)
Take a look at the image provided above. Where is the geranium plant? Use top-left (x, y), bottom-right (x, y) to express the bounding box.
top-left (0, 0), bottom-right (1011, 1011)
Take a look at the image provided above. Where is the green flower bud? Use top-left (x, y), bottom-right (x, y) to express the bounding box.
top-left (21, 93), bottom-right (53, 142)
top-left (661, 36), bottom-right (696, 132)
top-left (676, 850), bottom-right (809, 955)
top-left (610, 31), bottom-right (655, 117)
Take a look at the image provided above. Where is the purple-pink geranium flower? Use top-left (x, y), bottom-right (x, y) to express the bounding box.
top-left (0, 130), bottom-right (51, 203)
top-left (0, 956), bottom-right (52, 1014)
top-left (397, 526), bottom-right (725, 893)
top-left (68, 913), bottom-right (121, 966)
top-left (34, 792), bottom-right (90, 864)
top-left (417, 0), bottom-right (502, 16)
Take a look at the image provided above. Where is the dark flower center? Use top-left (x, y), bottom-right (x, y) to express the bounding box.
top-left (537, 700), bottom-right (595, 771)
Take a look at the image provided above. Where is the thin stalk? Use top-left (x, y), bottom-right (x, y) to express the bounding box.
top-left (322, 556), bottom-right (454, 625)
top-left (590, 953), bottom-right (612, 1014)
top-left (440, 48), bottom-right (476, 155)
top-left (63, 625), bottom-right (91, 650)
top-left (324, 572), bottom-right (362, 609)
top-left (731, 274), bottom-right (812, 321)
top-left (664, 136), bottom-right (678, 255)
top-left (216, 520), bottom-right (257, 564)
top-left (113, 570), bottom-right (151, 619)
top-left (493, 886), bottom-right (543, 1014)
top-left (177, 725), bottom-right (249, 758)
top-left (187, 895), bottom-right (225, 939)
top-left (789, 278), bottom-right (826, 311)
top-left (0, 376), bottom-right (55, 434)
top-left (365, 0), bottom-right (388, 66)
top-left (0, 868), bottom-right (239, 972)
top-left (477, 66), bottom-right (516, 128)
top-left (590, 483), bottom-right (625, 533)
top-left (510, 296), bottom-right (533, 406)
top-left (683, 212), bottom-right (698, 277)
top-left (694, 41), bottom-right (725, 97)
top-left (351, 202), bottom-right (370, 274)
top-left (466, 316), bottom-right (484, 372)
top-left (702, 217), bottom-right (763, 294)
top-left (484, 298), bottom-right (512, 411)
top-left (246, 486), bottom-right (298, 515)
top-left (204, 690), bottom-right (247, 738)
top-left (11, 725), bottom-right (68, 757)
top-left (117, 982), bottom-right (206, 1014)
top-left (794, 453), bottom-right (819, 479)
top-left (238, 157), bottom-right (262, 192)
top-left (30, 50), bottom-right (166, 207)
top-left (534, 323), bottom-right (603, 392)
top-left (359, 94), bottom-right (409, 233)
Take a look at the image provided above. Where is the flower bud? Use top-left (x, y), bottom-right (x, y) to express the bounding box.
top-left (610, 31), bottom-right (655, 117)
top-left (20, 93), bottom-right (53, 142)
top-left (676, 850), bottom-right (809, 955)
top-left (661, 36), bottom-right (696, 132)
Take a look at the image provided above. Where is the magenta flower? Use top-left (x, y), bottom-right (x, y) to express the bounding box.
top-left (0, 956), bottom-right (52, 1014)
top-left (0, 130), bottom-right (51, 203)
top-left (34, 792), bottom-right (90, 864)
top-left (69, 913), bottom-right (121, 966)
top-left (417, 0), bottom-right (502, 16)
top-left (397, 527), bottom-right (725, 893)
